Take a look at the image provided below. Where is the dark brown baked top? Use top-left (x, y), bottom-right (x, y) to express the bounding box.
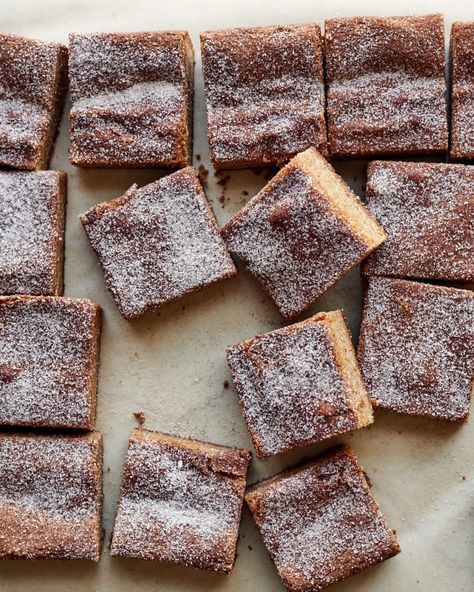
top-left (0, 171), bottom-right (66, 295)
top-left (325, 14), bottom-right (448, 158)
top-left (0, 33), bottom-right (67, 170)
top-left (362, 161), bottom-right (474, 281)
top-left (81, 167), bottom-right (236, 319)
top-left (110, 429), bottom-right (250, 572)
top-left (358, 277), bottom-right (474, 421)
top-left (0, 296), bottom-right (101, 428)
top-left (201, 24), bottom-right (326, 168)
top-left (246, 446), bottom-right (400, 592)
top-left (450, 21), bottom-right (474, 159)
top-left (0, 432), bottom-right (102, 560)
top-left (69, 31), bottom-right (193, 167)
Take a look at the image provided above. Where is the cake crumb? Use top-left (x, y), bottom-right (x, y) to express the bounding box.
top-left (133, 412), bottom-right (146, 426)
top-left (223, 380), bottom-right (229, 389)
top-left (197, 164), bottom-right (209, 185)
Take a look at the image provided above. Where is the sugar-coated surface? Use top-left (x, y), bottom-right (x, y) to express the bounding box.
top-left (0, 433), bottom-right (102, 560)
top-left (81, 168), bottom-right (236, 319)
top-left (358, 277), bottom-right (474, 421)
top-left (0, 171), bottom-right (65, 295)
top-left (201, 24), bottom-right (326, 168)
top-left (362, 161), bottom-right (474, 281)
top-left (246, 447), bottom-right (399, 592)
top-left (222, 159), bottom-right (369, 319)
top-left (0, 296), bottom-right (100, 428)
top-left (69, 32), bottom-right (192, 167)
top-left (227, 314), bottom-right (365, 458)
top-left (325, 15), bottom-right (448, 158)
top-left (111, 431), bottom-right (250, 571)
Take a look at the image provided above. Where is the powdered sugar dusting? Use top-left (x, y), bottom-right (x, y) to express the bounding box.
top-left (81, 168), bottom-right (236, 319)
top-left (358, 277), bottom-right (474, 421)
top-left (0, 171), bottom-right (65, 295)
top-left (363, 161), bottom-right (474, 280)
top-left (0, 296), bottom-right (100, 428)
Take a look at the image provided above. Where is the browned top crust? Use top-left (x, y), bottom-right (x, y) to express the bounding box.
top-left (0, 33), bottom-right (67, 170)
top-left (69, 31), bottom-right (194, 168)
top-left (81, 167), bottom-right (236, 320)
top-left (450, 21), bottom-right (474, 160)
top-left (201, 24), bottom-right (327, 169)
top-left (358, 277), bottom-right (474, 421)
top-left (0, 295), bottom-right (101, 429)
top-left (0, 170), bottom-right (67, 295)
top-left (0, 432), bottom-right (103, 560)
top-left (362, 161), bottom-right (474, 281)
top-left (325, 14), bottom-right (448, 158)
top-left (246, 445), bottom-right (400, 592)
top-left (110, 429), bottom-right (250, 572)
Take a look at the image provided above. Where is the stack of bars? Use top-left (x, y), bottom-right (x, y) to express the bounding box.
top-left (0, 12), bottom-right (474, 592)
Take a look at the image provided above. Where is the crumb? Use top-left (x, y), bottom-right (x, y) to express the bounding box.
top-left (216, 174), bottom-right (231, 187)
top-left (461, 474), bottom-right (466, 480)
top-left (133, 411), bottom-right (146, 426)
top-left (197, 164), bottom-right (209, 185)
top-left (195, 154), bottom-right (201, 161)
top-left (223, 380), bottom-right (229, 389)
top-left (248, 545), bottom-right (253, 551)
top-left (219, 195), bottom-right (225, 205)
top-left (106, 467), bottom-right (111, 472)
top-left (242, 190), bottom-right (249, 196)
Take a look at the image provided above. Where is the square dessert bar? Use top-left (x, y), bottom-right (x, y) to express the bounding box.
top-left (201, 24), bottom-right (327, 169)
top-left (69, 31), bottom-right (194, 168)
top-left (325, 14), bottom-right (448, 159)
top-left (81, 167), bottom-right (236, 320)
top-left (362, 161), bottom-right (474, 282)
top-left (227, 310), bottom-right (373, 458)
top-left (110, 429), bottom-right (251, 572)
top-left (358, 277), bottom-right (474, 421)
top-left (222, 147), bottom-right (386, 320)
top-left (0, 171), bottom-right (67, 296)
top-left (0, 296), bottom-right (101, 429)
top-left (246, 446), bottom-right (400, 592)
top-left (450, 22), bottom-right (474, 160)
top-left (0, 33), bottom-right (67, 170)
top-left (0, 432), bottom-right (103, 560)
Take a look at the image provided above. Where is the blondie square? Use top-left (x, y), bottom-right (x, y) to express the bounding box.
top-left (0, 33), bottom-right (67, 170)
top-left (246, 446), bottom-right (400, 592)
top-left (325, 14), bottom-right (448, 158)
top-left (0, 432), bottom-right (103, 560)
top-left (69, 31), bottom-right (194, 168)
top-left (0, 296), bottom-right (101, 429)
top-left (110, 429), bottom-right (251, 572)
top-left (221, 147), bottom-right (386, 320)
top-left (201, 24), bottom-right (327, 169)
top-left (81, 167), bottom-right (236, 319)
top-left (358, 277), bottom-right (474, 421)
top-left (0, 171), bottom-right (67, 295)
top-left (226, 310), bottom-right (373, 458)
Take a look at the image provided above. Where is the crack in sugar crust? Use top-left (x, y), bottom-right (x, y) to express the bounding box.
top-left (450, 22), bottom-right (474, 159)
top-left (247, 447), bottom-right (399, 591)
top-left (81, 168), bottom-right (236, 319)
top-left (362, 161), bottom-right (474, 281)
top-left (358, 277), bottom-right (474, 421)
top-left (201, 25), bottom-right (326, 167)
top-left (0, 297), bottom-right (100, 428)
top-left (0, 433), bottom-right (102, 560)
top-left (222, 164), bottom-right (368, 319)
top-left (227, 317), bottom-right (361, 458)
top-left (69, 32), bottom-right (192, 167)
top-left (111, 434), bottom-right (249, 570)
top-left (0, 171), bottom-right (65, 295)
top-left (325, 15), bottom-right (448, 157)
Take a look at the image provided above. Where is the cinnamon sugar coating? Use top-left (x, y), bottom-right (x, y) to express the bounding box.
top-left (201, 24), bottom-right (327, 169)
top-left (325, 14), bottom-right (448, 158)
top-left (81, 167), bottom-right (236, 320)
top-left (0, 296), bottom-right (101, 429)
top-left (0, 171), bottom-right (67, 295)
top-left (362, 161), bottom-right (474, 281)
top-left (0, 33), bottom-right (67, 170)
top-left (246, 446), bottom-right (400, 592)
top-left (0, 432), bottom-right (103, 560)
top-left (110, 429), bottom-right (250, 572)
top-left (358, 277), bottom-right (474, 421)
top-left (69, 31), bottom-right (194, 168)
top-left (450, 22), bottom-right (474, 160)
